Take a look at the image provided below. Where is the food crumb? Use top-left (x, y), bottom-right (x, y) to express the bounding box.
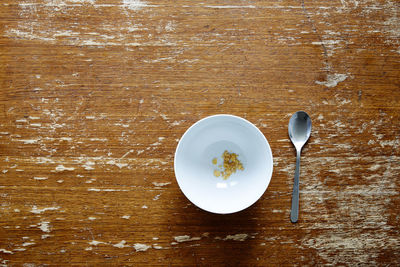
top-left (213, 150), bottom-right (244, 180)
top-left (212, 158), bottom-right (218, 165)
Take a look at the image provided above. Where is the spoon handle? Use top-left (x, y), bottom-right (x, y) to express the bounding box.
top-left (290, 149), bottom-right (301, 223)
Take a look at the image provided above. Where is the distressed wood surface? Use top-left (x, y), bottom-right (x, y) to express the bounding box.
top-left (1, 0), bottom-right (400, 265)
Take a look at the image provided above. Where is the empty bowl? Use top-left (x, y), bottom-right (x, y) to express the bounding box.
top-left (174, 114), bottom-right (273, 214)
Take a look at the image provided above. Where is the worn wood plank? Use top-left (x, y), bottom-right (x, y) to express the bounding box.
top-left (1, 0), bottom-right (399, 265)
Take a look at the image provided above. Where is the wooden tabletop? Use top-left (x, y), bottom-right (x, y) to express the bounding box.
top-left (1, 0), bottom-right (400, 265)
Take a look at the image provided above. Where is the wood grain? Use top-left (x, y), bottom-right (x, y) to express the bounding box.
top-left (1, 0), bottom-right (399, 265)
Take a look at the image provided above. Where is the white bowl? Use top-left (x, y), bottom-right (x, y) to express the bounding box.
top-left (174, 114), bottom-right (273, 214)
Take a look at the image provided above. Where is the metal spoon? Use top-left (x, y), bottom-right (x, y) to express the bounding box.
top-left (288, 111), bottom-right (312, 223)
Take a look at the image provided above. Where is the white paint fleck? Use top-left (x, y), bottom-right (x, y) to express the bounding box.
top-left (106, 159), bottom-right (128, 169)
top-left (369, 164), bottom-right (381, 171)
top-left (31, 206), bottom-right (60, 214)
top-left (337, 98), bottom-right (351, 105)
top-left (153, 194), bottom-right (161, 200)
top-left (223, 234), bottom-right (248, 241)
top-left (150, 141), bottom-right (161, 146)
top-left (36, 157), bottom-right (55, 164)
top-left (334, 120), bottom-right (346, 128)
top-left (86, 116), bottom-right (95, 119)
top-left (33, 177), bottom-right (48, 180)
top-left (152, 182), bottom-right (171, 187)
top-left (69, 0), bottom-right (96, 3)
top-left (41, 234), bottom-right (51, 239)
top-left (13, 248), bottom-right (26, 251)
top-left (170, 120), bottom-right (184, 126)
top-left (85, 247), bottom-right (93, 251)
top-left (143, 57), bottom-right (174, 63)
top-left (57, 180), bottom-right (64, 183)
top-left (120, 149), bottom-right (134, 159)
top-left (88, 188), bottom-right (101, 192)
top-left (160, 113), bottom-right (169, 120)
top-left (165, 21), bottom-right (175, 32)
top-left (88, 188), bottom-right (129, 192)
top-left (113, 240), bottom-right (128, 248)
top-left (133, 243), bottom-right (151, 252)
top-left (17, 138), bottom-right (40, 144)
top-left (153, 244), bottom-right (163, 249)
top-left (368, 140), bottom-right (375, 145)
top-left (316, 74), bottom-right (348, 88)
top-left (83, 161), bottom-right (95, 170)
top-left (105, 189), bottom-right (129, 192)
top-left (88, 217), bottom-right (96, 221)
top-left (205, 5), bottom-right (256, 9)
top-left (174, 235), bottom-right (201, 243)
top-left (122, 0), bottom-right (153, 10)
top-left (0, 248), bottom-right (13, 254)
top-left (114, 122), bottom-right (130, 128)
top-left (115, 162), bottom-right (128, 168)
top-left (38, 221), bottom-right (51, 233)
top-left (89, 240), bottom-right (104, 246)
top-left (142, 205), bottom-right (148, 209)
top-left (22, 242), bottom-right (36, 247)
top-left (379, 140), bottom-right (399, 148)
top-left (121, 215), bottom-right (131, 219)
top-left (14, 209), bottom-right (20, 212)
top-left (312, 40), bottom-right (341, 45)
top-left (55, 165), bottom-right (75, 172)
top-left (89, 138), bottom-right (107, 141)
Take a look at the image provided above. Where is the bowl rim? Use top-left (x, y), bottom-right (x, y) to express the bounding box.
top-left (174, 114), bottom-right (273, 214)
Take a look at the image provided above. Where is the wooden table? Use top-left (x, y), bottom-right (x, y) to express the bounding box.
top-left (1, 0), bottom-right (399, 265)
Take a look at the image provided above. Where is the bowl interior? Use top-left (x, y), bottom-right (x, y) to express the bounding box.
top-left (174, 115), bottom-right (273, 214)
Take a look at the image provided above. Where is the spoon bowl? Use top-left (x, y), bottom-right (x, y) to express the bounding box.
top-left (288, 111), bottom-right (312, 150)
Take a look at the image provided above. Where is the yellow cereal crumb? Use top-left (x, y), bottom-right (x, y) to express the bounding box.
top-left (212, 158), bottom-right (217, 165)
top-left (212, 150), bottom-right (244, 179)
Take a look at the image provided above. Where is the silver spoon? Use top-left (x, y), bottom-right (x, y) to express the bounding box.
top-left (288, 111), bottom-right (312, 223)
